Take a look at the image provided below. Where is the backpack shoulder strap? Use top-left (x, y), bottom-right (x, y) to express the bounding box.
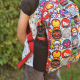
top-left (26, 22), bottom-right (34, 42)
top-left (17, 22), bottom-right (34, 68)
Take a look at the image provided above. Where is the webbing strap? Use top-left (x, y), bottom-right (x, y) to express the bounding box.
top-left (17, 51), bottom-right (31, 68)
top-left (27, 35), bottom-right (34, 42)
top-left (17, 41), bottom-right (34, 68)
top-left (37, 37), bottom-right (46, 41)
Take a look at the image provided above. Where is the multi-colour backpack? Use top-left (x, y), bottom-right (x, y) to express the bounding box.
top-left (33, 0), bottom-right (80, 73)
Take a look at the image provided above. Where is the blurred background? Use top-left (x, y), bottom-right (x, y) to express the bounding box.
top-left (0, 0), bottom-right (80, 80)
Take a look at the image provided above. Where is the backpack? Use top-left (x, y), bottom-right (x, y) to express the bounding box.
top-left (33, 0), bottom-right (80, 73)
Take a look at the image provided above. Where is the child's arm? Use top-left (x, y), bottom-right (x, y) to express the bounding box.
top-left (17, 10), bottom-right (29, 46)
top-left (17, 0), bottom-right (39, 46)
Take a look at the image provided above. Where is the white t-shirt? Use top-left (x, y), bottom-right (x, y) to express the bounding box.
top-left (22, 8), bottom-right (38, 67)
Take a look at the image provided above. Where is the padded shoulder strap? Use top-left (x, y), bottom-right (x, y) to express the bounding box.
top-left (17, 22), bottom-right (34, 69)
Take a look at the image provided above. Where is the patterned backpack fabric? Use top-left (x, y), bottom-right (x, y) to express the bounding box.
top-left (36, 0), bottom-right (80, 73)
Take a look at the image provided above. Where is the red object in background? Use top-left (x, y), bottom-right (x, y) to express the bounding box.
top-left (66, 64), bottom-right (70, 68)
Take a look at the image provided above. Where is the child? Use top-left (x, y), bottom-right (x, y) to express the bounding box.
top-left (17, 0), bottom-right (60, 80)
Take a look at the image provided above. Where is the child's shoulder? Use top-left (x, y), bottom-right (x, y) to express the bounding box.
top-left (19, 0), bottom-right (39, 16)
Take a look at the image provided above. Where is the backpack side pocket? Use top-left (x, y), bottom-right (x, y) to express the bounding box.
top-left (33, 38), bottom-right (48, 72)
